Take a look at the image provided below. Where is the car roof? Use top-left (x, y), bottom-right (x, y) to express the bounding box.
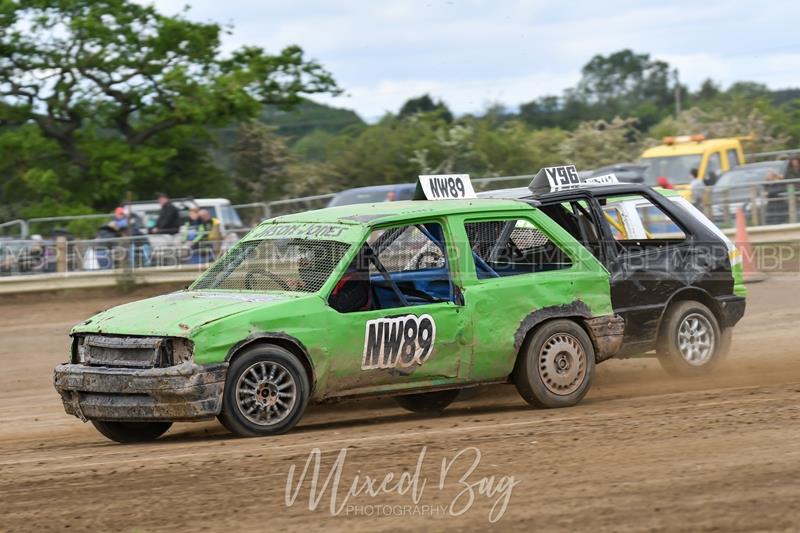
top-left (641, 138), bottom-right (740, 158)
top-left (479, 183), bottom-right (664, 202)
top-left (272, 198), bottom-right (536, 227)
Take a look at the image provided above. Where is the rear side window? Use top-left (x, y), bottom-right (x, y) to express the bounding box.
top-left (601, 196), bottom-right (687, 242)
top-left (727, 149), bottom-right (739, 169)
top-left (706, 152), bottom-right (721, 178)
top-left (602, 206), bottom-right (628, 240)
top-left (635, 203), bottom-right (686, 240)
top-left (464, 219), bottom-right (571, 279)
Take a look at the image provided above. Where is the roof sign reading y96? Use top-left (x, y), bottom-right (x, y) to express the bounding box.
top-left (532, 165), bottom-right (581, 193)
top-left (529, 165), bottom-right (619, 194)
top-left (416, 174), bottom-right (477, 200)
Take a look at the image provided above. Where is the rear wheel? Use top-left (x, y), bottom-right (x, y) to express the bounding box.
top-left (513, 319), bottom-right (595, 408)
top-left (658, 301), bottom-right (724, 376)
top-left (91, 420), bottom-right (172, 443)
top-left (218, 345), bottom-right (310, 437)
top-left (394, 389), bottom-right (460, 413)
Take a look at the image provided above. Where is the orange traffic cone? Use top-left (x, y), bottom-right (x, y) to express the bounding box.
top-left (735, 207), bottom-right (765, 283)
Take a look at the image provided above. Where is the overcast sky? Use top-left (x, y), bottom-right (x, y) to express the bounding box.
top-left (149, 0), bottom-right (800, 121)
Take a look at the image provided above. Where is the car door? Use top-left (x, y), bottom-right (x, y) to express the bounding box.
top-left (597, 194), bottom-right (692, 349)
top-left (322, 219), bottom-right (470, 397)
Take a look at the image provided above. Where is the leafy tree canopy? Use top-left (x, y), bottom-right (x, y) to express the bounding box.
top-left (0, 0), bottom-right (339, 212)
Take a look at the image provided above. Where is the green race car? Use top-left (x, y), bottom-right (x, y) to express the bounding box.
top-left (54, 198), bottom-right (624, 442)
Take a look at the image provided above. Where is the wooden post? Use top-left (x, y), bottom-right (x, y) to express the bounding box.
top-left (56, 236), bottom-right (67, 273)
top-left (788, 184), bottom-right (797, 224)
top-left (702, 188), bottom-right (712, 219)
top-left (750, 186), bottom-right (760, 227)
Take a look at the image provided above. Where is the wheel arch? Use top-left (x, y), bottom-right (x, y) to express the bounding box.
top-left (655, 287), bottom-right (723, 345)
top-left (226, 333), bottom-right (316, 392)
top-left (513, 302), bottom-right (596, 372)
top-left (514, 301), bottom-right (595, 351)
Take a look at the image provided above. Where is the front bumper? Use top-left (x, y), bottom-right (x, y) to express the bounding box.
top-left (53, 362), bottom-right (228, 422)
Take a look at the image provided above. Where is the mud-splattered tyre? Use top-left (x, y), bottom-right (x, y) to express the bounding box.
top-left (218, 345), bottom-right (310, 437)
top-left (91, 420), bottom-right (172, 443)
top-left (657, 301), bottom-right (724, 377)
top-left (394, 389), bottom-right (460, 413)
top-left (513, 319), bottom-right (595, 408)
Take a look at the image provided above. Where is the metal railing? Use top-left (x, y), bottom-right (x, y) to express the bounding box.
top-left (0, 219), bottom-right (29, 238)
top-left (701, 176), bottom-right (800, 228)
top-left (0, 235), bottom-right (227, 278)
top-left (745, 149), bottom-right (800, 162)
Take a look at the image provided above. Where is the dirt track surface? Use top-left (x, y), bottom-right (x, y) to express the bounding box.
top-left (1, 279), bottom-right (800, 531)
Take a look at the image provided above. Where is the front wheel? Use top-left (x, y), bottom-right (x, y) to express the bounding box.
top-left (657, 301), bottom-right (724, 376)
top-left (394, 389), bottom-right (460, 413)
top-left (513, 319), bottom-right (595, 408)
top-left (218, 345), bottom-right (310, 437)
top-left (91, 420), bottom-right (172, 443)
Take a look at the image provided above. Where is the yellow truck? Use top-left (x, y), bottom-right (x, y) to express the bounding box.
top-left (639, 135), bottom-right (748, 187)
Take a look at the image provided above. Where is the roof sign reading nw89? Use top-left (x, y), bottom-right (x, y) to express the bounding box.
top-left (417, 174), bottom-right (477, 200)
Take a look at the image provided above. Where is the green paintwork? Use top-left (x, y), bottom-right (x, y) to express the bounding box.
top-left (72, 199), bottom-right (614, 400)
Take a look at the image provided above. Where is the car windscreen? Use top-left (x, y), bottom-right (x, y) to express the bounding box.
top-left (640, 155), bottom-right (702, 186)
top-left (192, 238), bottom-right (352, 293)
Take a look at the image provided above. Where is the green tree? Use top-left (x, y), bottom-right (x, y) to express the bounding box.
top-left (575, 49), bottom-right (672, 111)
top-left (559, 117), bottom-right (643, 168)
top-left (231, 121), bottom-right (292, 202)
top-left (0, 0), bottom-right (339, 211)
top-left (649, 106), bottom-right (788, 152)
top-left (398, 94), bottom-right (454, 122)
top-left (260, 99), bottom-right (364, 140)
top-left (518, 49), bottom-right (676, 131)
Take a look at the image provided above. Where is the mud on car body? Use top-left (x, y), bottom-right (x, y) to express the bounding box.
top-left (481, 166), bottom-right (746, 376)
top-left (54, 196), bottom-right (623, 442)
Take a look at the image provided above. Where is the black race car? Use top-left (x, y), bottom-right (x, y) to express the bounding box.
top-left (481, 166), bottom-right (746, 375)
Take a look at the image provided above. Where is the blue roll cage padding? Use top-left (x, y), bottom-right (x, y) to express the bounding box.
top-left (421, 221), bottom-right (499, 279)
top-left (413, 222), bottom-right (456, 301)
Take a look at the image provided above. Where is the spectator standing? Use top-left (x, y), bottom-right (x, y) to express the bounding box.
top-left (765, 169), bottom-right (788, 225)
top-left (786, 157), bottom-right (800, 181)
top-left (689, 168), bottom-right (706, 210)
top-left (183, 207), bottom-right (212, 264)
top-left (150, 193), bottom-right (180, 235)
top-left (199, 209), bottom-right (222, 257)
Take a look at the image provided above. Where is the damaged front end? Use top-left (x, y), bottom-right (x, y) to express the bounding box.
top-left (54, 334), bottom-right (227, 422)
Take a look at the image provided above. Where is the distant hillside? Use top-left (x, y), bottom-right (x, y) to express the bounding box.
top-left (772, 88), bottom-right (800, 106)
top-left (259, 99), bottom-right (365, 140)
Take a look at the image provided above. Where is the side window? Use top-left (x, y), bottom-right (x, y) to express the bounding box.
top-left (329, 222), bottom-right (453, 313)
top-left (602, 206), bottom-right (628, 240)
top-left (635, 203), bottom-right (686, 239)
top-left (464, 218), bottom-right (572, 279)
top-left (705, 152), bottom-right (721, 179)
top-left (601, 197), bottom-right (686, 244)
top-left (727, 149), bottom-right (739, 169)
top-left (368, 224), bottom-right (445, 272)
